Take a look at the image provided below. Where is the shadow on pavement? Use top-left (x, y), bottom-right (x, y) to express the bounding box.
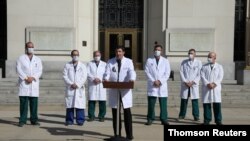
top-left (40, 113), bottom-right (65, 118)
top-left (40, 127), bottom-right (111, 139)
top-left (0, 118), bottom-right (19, 126)
top-left (39, 118), bottom-right (65, 125)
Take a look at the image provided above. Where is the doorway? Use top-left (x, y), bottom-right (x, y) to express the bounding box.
top-left (99, 0), bottom-right (143, 69)
top-left (100, 28), bottom-right (142, 69)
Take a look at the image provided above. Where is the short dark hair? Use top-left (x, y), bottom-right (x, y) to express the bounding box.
top-left (93, 50), bottom-right (101, 57)
top-left (71, 50), bottom-right (79, 56)
top-left (115, 46), bottom-right (125, 52)
top-left (188, 48), bottom-right (196, 53)
top-left (25, 42), bottom-right (33, 47)
top-left (154, 41), bottom-right (163, 50)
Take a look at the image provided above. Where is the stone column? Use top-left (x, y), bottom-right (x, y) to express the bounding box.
top-left (244, 0), bottom-right (250, 84)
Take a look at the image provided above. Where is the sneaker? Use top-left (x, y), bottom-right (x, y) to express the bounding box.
top-left (145, 120), bottom-right (153, 126)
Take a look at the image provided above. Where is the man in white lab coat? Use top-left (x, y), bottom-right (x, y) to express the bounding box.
top-left (63, 50), bottom-right (87, 126)
top-left (87, 51), bottom-right (107, 122)
top-left (104, 46), bottom-right (136, 140)
top-left (145, 43), bottom-right (171, 125)
top-left (179, 49), bottom-right (202, 121)
top-left (16, 42), bottom-right (43, 127)
top-left (201, 52), bottom-right (224, 125)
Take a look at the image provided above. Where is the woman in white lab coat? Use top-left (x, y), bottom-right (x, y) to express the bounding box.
top-left (87, 51), bottom-right (107, 122)
top-left (63, 50), bottom-right (87, 126)
top-left (16, 42), bottom-right (43, 127)
top-left (201, 52), bottom-right (224, 125)
top-left (179, 49), bottom-right (202, 121)
top-left (145, 43), bottom-right (171, 125)
top-left (104, 46), bottom-right (136, 140)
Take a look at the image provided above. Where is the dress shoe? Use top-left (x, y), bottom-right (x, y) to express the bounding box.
top-left (31, 122), bottom-right (40, 126)
top-left (216, 122), bottom-right (223, 125)
top-left (126, 136), bottom-right (134, 140)
top-left (99, 118), bottom-right (105, 122)
top-left (161, 121), bottom-right (169, 125)
top-left (87, 118), bottom-right (95, 122)
top-left (145, 120), bottom-right (153, 125)
top-left (194, 117), bottom-right (200, 121)
top-left (18, 122), bottom-right (25, 127)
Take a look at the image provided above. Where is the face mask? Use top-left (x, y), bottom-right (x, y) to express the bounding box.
top-left (207, 58), bottom-right (213, 64)
top-left (94, 56), bottom-right (101, 62)
top-left (189, 54), bottom-right (194, 60)
top-left (27, 48), bottom-right (34, 54)
top-left (72, 56), bottom-right (79, 62)
top-left (154, 50), bottom-right (161, 57)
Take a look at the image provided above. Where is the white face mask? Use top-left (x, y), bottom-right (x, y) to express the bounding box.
top-left (207, 58), bottom-right (213, 64)
top-left (94, 56), bottom-right (101, 62)
top-left (189, 54), bottom-right (194, 60)
top-left (72, 56), bottom-right (79, 62)
top-left (27, 48), bottom-right (34, 54)
top-left (154, 50), bottom-right (161, 57)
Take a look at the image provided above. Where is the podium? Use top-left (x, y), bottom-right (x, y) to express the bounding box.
top-left (103, 81), bottom-right (134, 141)
top-left (103, 81), bottom-right (134, 89)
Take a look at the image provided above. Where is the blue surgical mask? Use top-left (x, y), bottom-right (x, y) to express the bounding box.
top-left (207, 58), bottom-right (212, 64)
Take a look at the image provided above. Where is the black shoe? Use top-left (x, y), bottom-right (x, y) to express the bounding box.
top-left (201, 123), bottom-right (210, 125)
top-left (178, 116), bottom-right (185, 120)
top-left (77, 123), bottom-right (84, 126)
top-left (145, 120), bottom-right (153, 125)
top-left (194, 117), bottom-right (200, 121)
top-left (216, 122), bottom-right (223, 125)
top-left (87, 118), bottom-right (94, 122)
top-left (99, 118), bottom-right (105, 122)
top-left (126, 136), bottom-right (134, 140)
top-left (31, 122), bottom-right (40, 126)
top-left (18, 123), bottom-right (25, 127)
top-left (161, 121), bottom-right (169, 125)
top-left (65, 122), bottom-right (73, 126)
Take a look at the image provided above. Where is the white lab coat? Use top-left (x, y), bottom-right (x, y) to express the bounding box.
top-left (145, 56), bottom-right (171, 97)
top-left (104, 57), bottom-right (136, 109)
top-left (87, 60), bottom-right (107, 101)
top-left (201, 63), bottom-right (224, 103)
top-left (180, 59), bottom-right (202, 99)
top-left (16, 54), bottom-right (43, 97)
top-left (63, 61), bottom-right (87, 109)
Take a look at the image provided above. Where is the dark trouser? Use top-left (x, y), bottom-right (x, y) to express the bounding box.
top-left (147, 96), bottom-right (168, 122)
top-left (203, 103), bottom-right (222, 124)
top-left (66, 108), bottom-right (85, 124)
top-left (19, 96), bottom-right (38, 124)
top-left (178, 99), bottom-right (199, 119)
top-left (88, 100), bottom-right (106, 119)
top-left (112, 108), bottom-right (133, 138)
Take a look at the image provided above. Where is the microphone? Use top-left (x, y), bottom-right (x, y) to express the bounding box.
top-left (116, 59), bottom-right (121, 73)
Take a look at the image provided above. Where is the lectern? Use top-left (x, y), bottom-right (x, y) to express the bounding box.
top-left (103, 81), bottom-right (134, 141)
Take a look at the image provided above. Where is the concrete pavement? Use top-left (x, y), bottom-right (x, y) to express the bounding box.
top-left (0, 105), bottom-right (250, 141)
